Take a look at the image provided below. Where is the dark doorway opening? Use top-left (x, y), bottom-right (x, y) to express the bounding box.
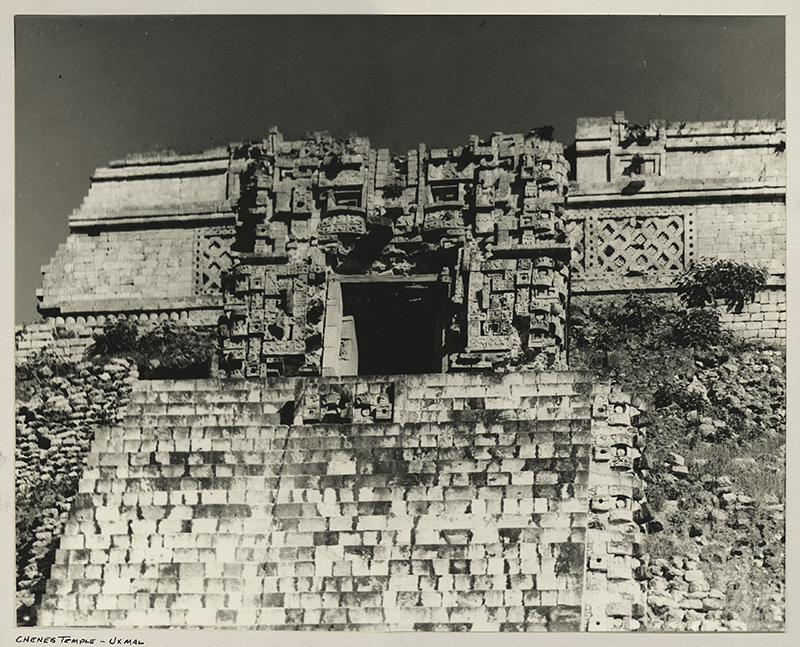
top-left (341, 280), bottom-right (445, 376)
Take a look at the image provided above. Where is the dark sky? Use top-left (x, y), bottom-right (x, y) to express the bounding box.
top-left (14, 15), bottom-right (785, 324)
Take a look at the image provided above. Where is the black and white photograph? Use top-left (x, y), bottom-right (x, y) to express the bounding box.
top-left (8, 6), bottom-right (793, 642)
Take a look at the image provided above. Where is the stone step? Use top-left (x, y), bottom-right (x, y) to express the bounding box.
top-left (101, 420), bottom-right (592, 444)
top-left (62, 512), bottom-right (586, 540)
top-left (402, 395), bottom-right (593, 408)
top-left (81, 451), bottom-right (593, 471)
top-left (75, 486), bottom-right (589, 511)
top-left (112, 408), bottom-right (591, 425)
top-left (407, 408), bottom-right (593, 422)
top-left (53, 534), bottom-right (585, 568)
top-left (89, 437), bottom-right (592, 458)
top-left (83, 450), bottom-right (591, 472)
top-left (45, 566), bottom-right (581, 594)
top-left (72, 482), bottom-right (588, 511)
top-left (54, 538), bottom-right (581, 562)
top-left (130, 371), bottom-right (598, 393)
top-left (403, 387), bottom-right (593, 402)
top-left (38, 604), bottom-right (582, 630)
top-left (51, 536), bottom-right (583, 564)
top-left (84, 438), bottom-right (590, 457)
top-left (128, 388), bottom-right (297, 403)
top-left (41, 586), bottom-right (581, 611)
top-left (117, 413), bottom-right (285, 428)
top-left (77, 473), bottom-right (590, 493)
top-left (119, 396), bottom-right (593, 419)
top-left (121, 403), bottom-right (291, 417)
top-left (77, 472), bottom-right (589, 499)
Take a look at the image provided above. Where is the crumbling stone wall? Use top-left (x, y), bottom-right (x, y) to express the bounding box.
top-left (38, 129), bottom-right (572, 376)
top-left (37, 147), bottom-right (236, 325)
top-left (15, 312), bottom-right (216, 365)
top-left (15, 323), bottom-right (95, 364)
top-left (573, 115), bottom-right (784, 187)
top-left (24, 116), bottom-right (785, 631)
top-left (15, 356), bottom-right (137, 623)
top-left (36, 117), bottom-right (785, 351)
top-left (40, 229), bottom-right (196, 313)
top-left (717, 288), bottom-right (786, 341)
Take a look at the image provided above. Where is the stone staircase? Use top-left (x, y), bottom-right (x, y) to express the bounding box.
top-left (38, 372), bottom-right (646, 631)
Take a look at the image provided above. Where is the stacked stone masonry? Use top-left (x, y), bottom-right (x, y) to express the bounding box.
top-left (718, 288), bottom-right (786, 340)
top-left (217, 129), bottom-right (572, 378)
top-left (15, 312), bottom-right (210, 365)
top-left (15, 322), bottom-right (95, 364)
top-left (569, 113), bottom-right (785, 340)
top-left (573, 115), bottom-right (784, 187)
top-left (24, 114), bottom-right (784, 631)
top-left (38, 128), bottom-right (573, 377)
top-left (33, 116), bottom-right (785, 357)
top-left (38, 372), bottom-right (649, 631)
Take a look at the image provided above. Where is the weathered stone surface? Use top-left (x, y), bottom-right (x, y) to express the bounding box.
top-left (19, 115), bottom-right (785, 633)
top-left (570, 113), bottom-right (785, 339)
top-left (33, 372), bottom-right (650, 631)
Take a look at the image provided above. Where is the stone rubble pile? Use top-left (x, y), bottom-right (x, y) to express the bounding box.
top-left (695, 348), bottom-right (786, 438)
top-left (642, 447), bottom-right (785, 631)
top-left (643, 551), bottom-right (746, 632)
top-left (584, 341), bottom-right (787, 632)
top-left (15, 356), bottom-right (137, 618)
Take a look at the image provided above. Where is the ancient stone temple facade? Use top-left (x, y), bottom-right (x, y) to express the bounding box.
top-left (35, 129), bottom-right (572, 375)
top-left (219, 129), bottom-right (571, 379)
top-left (23, 116), bottom-right (785, 631)
top-left (25, 113), bottom-right (786, 366)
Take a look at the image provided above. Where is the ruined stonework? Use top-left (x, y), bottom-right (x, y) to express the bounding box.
top-left (218, 129), bottom-right (570, 378)
top-left (35, 129), bottom-right (571, 376)
top-left (30, 115), bottom-right (786, 363)
top-left (37, 148), bottom-right (235, 326)
top-left (24, 116), bottom-right (785, 631)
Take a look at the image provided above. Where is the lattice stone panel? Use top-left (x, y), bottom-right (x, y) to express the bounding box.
top-left (595, 215), bottom-right (684, 276)
top-left (194, 227), bottom-right (235, 295)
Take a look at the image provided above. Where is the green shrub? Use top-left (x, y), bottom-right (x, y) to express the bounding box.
top-left (673, 307), bottom-right (728, 348)
top-left (569, 293), bottom-right (676, 354)
top-left (674, 258), bottom-right (768, 312)
top-left (136, 323), bottom-right (215, 379)
top-left (653, 380), bottom-right (708, 413)
top-left (609, 293), bottom-right (671, 333)
top-left (88, 319), bottom-right (215, 379)
top-left (381, 183), bottom-right (405, 199)
top-left (52, 326), bottom-right (77, 340)
top-left (567, 303), bottom-right (606, 349)
top-left (88, 318), bottom-right (139, 357)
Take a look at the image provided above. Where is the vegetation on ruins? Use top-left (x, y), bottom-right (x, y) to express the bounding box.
top-left (88, 318), bottom-right (216, 379)
top-left (15, 260), bottom-right (783, 630)
top-left (674, 257), bottom-right (768, 313)
top-left (570, 290), bottom-right (785, 631)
